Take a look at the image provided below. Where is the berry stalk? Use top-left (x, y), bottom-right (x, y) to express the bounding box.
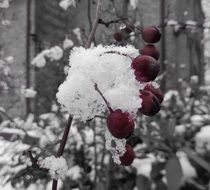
top-left (94, 83), bottom-right (113, 113)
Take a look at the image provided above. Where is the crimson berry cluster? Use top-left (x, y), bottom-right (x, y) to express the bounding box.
top-left (100, 26), bottom-right (163, 166)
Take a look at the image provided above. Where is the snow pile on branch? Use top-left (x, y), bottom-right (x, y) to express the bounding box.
top-left (177, 151), bottom-right (197, 181)
top-left (129, 0), bottom-right (138, 9)
top-left (195, 125), bottom-right (210, 154)
top-left (56, 45), bottom-right (141, 121)
top-left (59, 0), bottom-right (76, 10)
top-left (21, 86), bottom-right (37, 98)
top-left (67, 165), bottom-right (82, 180)
top-left (63, 38), bottom-right (74, 49)
top-left (0, 0), bottom-right (9, 9)
top-left (132, 155), bottom-right (155, 178)
top-left (39, 156), bottom-right (68, 179)
top-left (32, 46), bottom-right (63, 68)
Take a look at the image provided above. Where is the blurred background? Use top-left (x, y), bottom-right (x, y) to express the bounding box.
top-left (0, 0), bottom-right (210, 189)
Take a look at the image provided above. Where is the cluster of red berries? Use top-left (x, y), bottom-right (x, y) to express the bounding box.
top-left (102, 26), bottom-right (163, 166)
top-left (133, 26), bottom-right (163, 116)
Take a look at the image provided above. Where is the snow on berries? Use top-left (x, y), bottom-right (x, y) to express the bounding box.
top-left (57, 26), bottom-right (163, 166)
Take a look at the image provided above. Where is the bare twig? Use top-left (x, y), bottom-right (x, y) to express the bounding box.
top-left (85, 0), bottom-right (102, 48)
top-left (94, 83), bottom-right (113, 113)
top-left (52, 116), bottom-right (73, 190)
top-left (98, 18), bottom-right (127, 27)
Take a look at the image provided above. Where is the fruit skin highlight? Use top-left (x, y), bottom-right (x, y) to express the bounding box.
top-left (131, 55), bottom-right (160, 82)
top-left (107, 109), bottom-right (135, 139)
top-left (139, 90), bottom-right (161, 116)
top-left (141, 26), bottom-right (161, 43)
top-left (140, 44), bottom-right (160, 60)
top-left (120, 144), bottom-right (135, 166)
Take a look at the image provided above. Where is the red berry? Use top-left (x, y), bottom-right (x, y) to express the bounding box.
top-left (142, 26), bottom-right (161, 43)
top-left (144, 83), bottom-right (164, 103)
top-left (113, 31), bottom-right (124, 42)
top-left (124, 23), bottom-right (134, 33)
top-left (107, 109), bottom-right (134, 139)
top-left (139, 90), bottom-right (161, 116)
top-left (131, 55), bottom-right (160, 82)
top-left (140, 44), bottom-right (160, 60)
top-left (120, 144), bottom-right (135, 166)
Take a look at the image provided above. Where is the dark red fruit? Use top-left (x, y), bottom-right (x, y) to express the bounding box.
top-left (107, 109), bottom-right (134, 139)
top-left (124, 23), bottom-right (134, 33)
top-left (139, 90), bottom-right (161, 116)
top-left (144, 83), bottom-right (164, 103)
top-left (120, 144), bottom-right (135, 166)
top-left (142, 26), bottom-right (161, 43)
top-left (113, 31), bottom-right (124, 42)
top-left (131, 55), bottom-right (160, 82)
top-left (140, 44), bottom-right (160, 60)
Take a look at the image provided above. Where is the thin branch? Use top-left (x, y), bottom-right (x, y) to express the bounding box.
top-left (85, 0), bottom-right (102, 48)
top-left (52, 116), bottom-right (73, 190)
top-left (98, 18), bottom-right (127, 27)
top-left (94, 83), bottom-right (113, 113)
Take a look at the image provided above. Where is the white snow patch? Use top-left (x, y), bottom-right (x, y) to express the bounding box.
top-left (132, 155), bottom-right (155, 178)
top-left (59, 0), bottom-right (76, 10)
top-left (39, 156), bottom-right (68, 179)
top-left (0, 0), bottom-right (9, 9)
top-left (21, 87), bottom-right (37, 98)
top-left (56, 45), bottom-right (141, 121)
top-left (63, 38), bottom-right (74, 49)
top-left (195, 125), bottom-right (210, 154)
top-left (177, 151), bottom-right (197, 181)
top-left (67, 165), bottom-right (82, 180)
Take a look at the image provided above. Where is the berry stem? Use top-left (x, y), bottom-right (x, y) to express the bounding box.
top-left (85, 0), bottom-right (102, 48)
top-left (94, 83), bottom-right (113, 113)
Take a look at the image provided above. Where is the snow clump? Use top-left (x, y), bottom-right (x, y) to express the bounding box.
top-left (56, 45), bottom-right (142, 121)
top-left (39, 156), bottom-right (68, 179)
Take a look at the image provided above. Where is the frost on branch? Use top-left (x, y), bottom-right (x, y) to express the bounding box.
top-left (39, 156), bottom-right (68, 179)
top-left (56, 45), bottom-right (142, 121)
